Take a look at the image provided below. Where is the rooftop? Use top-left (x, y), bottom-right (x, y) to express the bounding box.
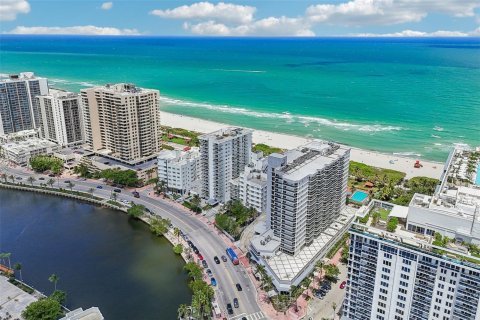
top-left (60, 307), bottom-right (104, 320)
top-left (0, 72), bottom-right (44, 82)
top-left (276, 140), bottom-right (349, 180)
top-left (89, 153), bottom-right (158, 171)
top-left (199, 127), bottom-right (252, 142)
top-left (158, 148), bottom-right (199, 163)
top-left (82, 83), bottom-right (158, 96)
top-left (40, 88), bottom-right (79, 100)
top-left (1, 137), bottom-right (58, 153)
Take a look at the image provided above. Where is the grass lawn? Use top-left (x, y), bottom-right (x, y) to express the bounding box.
top-left (372, 208), bottom-right (390, 221)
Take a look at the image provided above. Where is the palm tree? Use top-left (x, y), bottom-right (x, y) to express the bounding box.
top-left (174, 227), bottom-right (181, 242)
top-left (111, 192), bottom-right (117, 201)
top-left (47, 178), bottom-right (55, 188)
top-left (9, 174), bottom-right (15, 183)
top-left (49, 274), bottom-right (59, 291)
top-left (14, 263), bottom-right (23, 281)
top-left (315, 260), bottom-right (324, 283)
top-left (67, 181), bottom-right (75, 192)
top-left (0, 252), bottom-right (12, 269)
top-left (177, 304), bottom-right (189, 320)
top-left (27, 176), bottom-right (36, 186)
top-left (1, 173), bottom-right (7, 183)
top-left (332, 302), bottom-right (337, 319)
top-left (88, 187), bottom-right (95, 197)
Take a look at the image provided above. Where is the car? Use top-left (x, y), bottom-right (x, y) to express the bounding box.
top-left (221, 255), bottom-right (228, 262)
top-left (192, 246), bottom-right (199, 254)
top-left (226, 304), bottom-right (233, 315)
top-left (132, 191), bottom-right (140, 198)
top-left (16, 177), bottom-right (22, 180)
top-left (48, 174), bottom-right (55, 177)
top-left (233, 298), bottom-right (239, 308)
top-left (197, 254), bottom-right (204, 260)
top-left (202, 260), bottom-right (208, 269)
top-left (113, 188), bottom-right (121, 193)
top-left (210, 277), bottom-right (217, 286)
top-left (340, 280), bottom-right (347, 289)
top-left (213, 256), bottom-right (220, 264)
top-left (64, 180), bottom-right (70, 183)
top-left (236, 283), bottom-right (242, 291)
top-left (38, 177), bottom-right (45, 180)
top-left (96, 185), bottom-right (103, 189)
top-left (206, 269), bottom-right (213, 277)
top-left (187, 241), bottom-right (194, 248)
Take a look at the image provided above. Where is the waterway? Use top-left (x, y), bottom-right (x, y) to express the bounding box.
top-left (0, 189), bottom-right (191, 319)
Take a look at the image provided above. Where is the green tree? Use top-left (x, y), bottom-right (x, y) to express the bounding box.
top-left (22, 298), bottom-right (62, 320)
top-left (88, 187), bottom-right (94, 197)
top-left (66, 181), bottom-right (75, 192)
top-left (177, 304), bottom-right (190, 320)
top-left (1, 173), bottom-right (7, 183)
top-left (332, 302), bottom-right (337, 319)
top-left (173, 227), bottom-right (181, 241)
top-left (0, 252), bottom-right (12, 269)
top-left (173, 244), bottom-right (183, 255)
top-left (100, 168), bottom-right (139, 187)
top-left (323, 264), bottom-right (340, 281)
top-left (184, 262), bottom-right (202, 280)
top-left (150, 217), bottom-right (170, 236)
top-left (190, 194), bottom-right (202, 212)
top-left (29, 155), bottom-right (63, 173)
top-left (14, 262), bottom-right (23, 281)
top-left (386, 217), bottom-right (399, 232)
top-left (73, 164), bottom-right (91, 178)
top-left (50, 290), bottom-right (66, 305)
top-left (9, 174), bottom-right (15, 183)
top-left (127, 204), bottom-right (145, 219)
top-left (49, 274), bottom-right (60, 291)
top-left (111, 192), bottom-right (117, 201)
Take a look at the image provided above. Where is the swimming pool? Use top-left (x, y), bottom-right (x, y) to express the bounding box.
top-left (351, 190), bottom-right (369, 203)
top-left (475, 163), bottom-right (480, 186)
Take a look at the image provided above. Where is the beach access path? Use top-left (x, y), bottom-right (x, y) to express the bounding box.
top-left (160, 111), bottom-right (443, 180)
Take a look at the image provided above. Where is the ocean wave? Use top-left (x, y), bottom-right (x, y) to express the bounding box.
top-left (159, 96), bottom-right (402, 133)
top-left (211, 69), bottom-right (266, 73)
top-left (393, 151), bottom-right (422, 157)
top-left (50, 78), bottom-right (98, 87)
top-left (431, 134), bottom-right (441, 138)
top-left (433, 126), bottom-right (444, 132)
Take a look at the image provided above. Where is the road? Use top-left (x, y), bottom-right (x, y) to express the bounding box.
top-left (0, 165), bottom-right (266, 320)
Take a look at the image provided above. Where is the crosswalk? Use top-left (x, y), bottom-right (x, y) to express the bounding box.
top-left (229, 311), bottom-right (267, 320)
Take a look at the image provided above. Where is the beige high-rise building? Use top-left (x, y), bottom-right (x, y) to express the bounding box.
top-left (81, 83), bottom-right (161, 163)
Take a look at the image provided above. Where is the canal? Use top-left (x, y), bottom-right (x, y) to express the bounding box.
top-left (0, 189), bottom-right (191, 319)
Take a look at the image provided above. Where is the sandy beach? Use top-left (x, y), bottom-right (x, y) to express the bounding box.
top-left (160, 111), bottom-right (444, 179)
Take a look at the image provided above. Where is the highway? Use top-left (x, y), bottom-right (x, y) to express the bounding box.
top-left (0, 165), bottom-right (266, 320)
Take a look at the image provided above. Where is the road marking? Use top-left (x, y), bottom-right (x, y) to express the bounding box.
top-left (229, 311), bottom-right (266, 320)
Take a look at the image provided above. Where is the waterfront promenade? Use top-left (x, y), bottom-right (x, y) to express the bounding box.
top-left (0, 165), bottom-right (264, 320)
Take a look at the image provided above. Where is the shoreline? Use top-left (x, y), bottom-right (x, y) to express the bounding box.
top-left (160, 111), bottom-right (444, 179)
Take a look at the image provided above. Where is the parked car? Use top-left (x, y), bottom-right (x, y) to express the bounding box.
top-left (221, 255), bottom-right (228, 262)
top-left (38, 177), bottom-right (45, 180)
top-left (64, 180), bottom-right (70, 183)
top-left (206, 269), bottom-right (213, 277)
top-left (202, 260), bottom-right (208, 269)
top-left (197, 254), bottom-right (204, 260)
top-left (235, 283), bottom-right (242, 291)
top-left (340, 280), bottom-right (347, 289)
top-left (132, 191), bottom-right (140, 198)
top-left (187, 241), bottom-right (194, 248)
top-left (210, 277), bottom-right (217, 286)
top-left (96, 185), bottom-right (103, 189)
top-left (214, 256), bottom-right (220, 264)
top-left (113, 188), bottom-right (121, 193)
top-left (48, 174), bottom-right (55, 177)
top-left (226, 304), bottom-right (233, 315)
top-left (192, 246), bottom-right (199, 254)
top-left (233, 298), bottom-right (239, 308)
top-left (16, 177), bottom-right (22, 180)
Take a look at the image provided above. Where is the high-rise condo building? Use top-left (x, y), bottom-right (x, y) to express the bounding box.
top-left (344, 222), bottom-right (480, 320)
top-left (249, 141), bottom-right (354, 291)
top-left (0, 73), bottom-right (48, 135)
top-left (37, 89), bottom-right (84, 147)
top-left (267, 141), bottom-right (350, 255)
top-left (81, 83), bottom-right (161, 163)
top-left (199, 127), bottom-right (252, 203)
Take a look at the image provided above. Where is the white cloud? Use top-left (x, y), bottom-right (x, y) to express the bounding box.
top-left (0, 0), bottom-right (30, 21)
top-left (6, 25), bottom-right (141, 35)
top-left (351, 29), bottom-right (472, 37)
top-left (101, 2), bottom-right (113, 10)
top-left (184, 17), bottom-right (314, 36)
top-left (150, 2), bottom-right (255, 24)
top-left (306, 0), bottom-right (480, 26)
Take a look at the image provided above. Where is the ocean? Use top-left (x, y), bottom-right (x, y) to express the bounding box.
top-left (1, 36), bottom-right (479, 161)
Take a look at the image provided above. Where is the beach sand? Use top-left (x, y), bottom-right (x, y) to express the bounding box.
top-left (160, 111), bottom-right (444, 179)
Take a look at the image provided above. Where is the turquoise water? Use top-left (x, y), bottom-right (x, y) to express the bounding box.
top-left (351, 190), bottom-right (369, 202)
top-left (476, 163), bottom-right (480, 186)
top-left (1, 36), bottom-right (479, 161)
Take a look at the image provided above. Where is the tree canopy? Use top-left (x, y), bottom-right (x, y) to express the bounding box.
top-left (100, 168), bottom-right (140, 187)
top-left (127, 204), bottom-right (145, 219)
top-left (22, 298), bottom-right (63, 320)
top-left (29, 155), bottom-right (63, 174)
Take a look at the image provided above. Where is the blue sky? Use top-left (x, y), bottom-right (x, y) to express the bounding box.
top-left (1, 0), bottom-right (480, 36)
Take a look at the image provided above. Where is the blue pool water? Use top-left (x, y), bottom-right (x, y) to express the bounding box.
top-left (476, 163), bottom-right (480, 186)
top-left (351, 190), bottom-right (369, 203)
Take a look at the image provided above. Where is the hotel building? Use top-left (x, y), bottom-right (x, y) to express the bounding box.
top-left (344, 222), bottom-right (480, 320)
top-left (157, 148), bottom-right (200, 195)
top-left (199, 127), bottom-right (252, 203)
top-left (37, 89), bottom-right (84, 147)
top-left (250, 141), bottom-right (355, 291)
top-left (0, 73), bottom-right (48, 135)
top-left (81, 83), bottom-right (161, 164)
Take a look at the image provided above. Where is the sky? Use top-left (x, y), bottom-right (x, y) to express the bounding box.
top-left (1, 0), bottom-right (480, 37)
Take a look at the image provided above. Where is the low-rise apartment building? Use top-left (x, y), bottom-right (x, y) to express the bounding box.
top-left (157, 148), bottom-right (200, 195)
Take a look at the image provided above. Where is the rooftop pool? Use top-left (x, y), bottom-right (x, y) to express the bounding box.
top-left (351, 190), bottom-right (369, 203)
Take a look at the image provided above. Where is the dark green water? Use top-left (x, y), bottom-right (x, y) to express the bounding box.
top-left (0, 189), bottom-right (191, 319)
